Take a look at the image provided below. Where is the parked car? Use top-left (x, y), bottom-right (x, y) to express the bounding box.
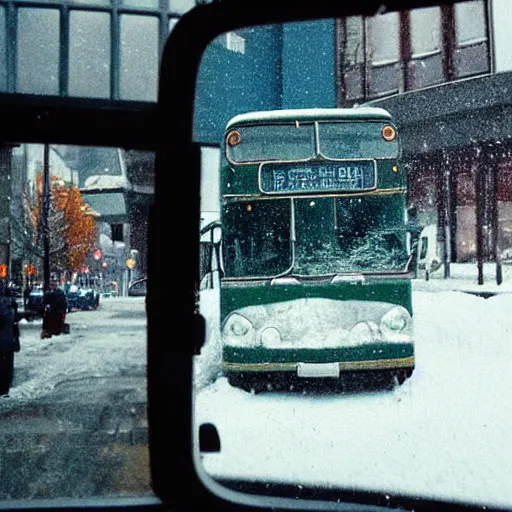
top-left (417, 224), bottom-right (442, 280)
top-left (66, 286), bottom-right (100, 312)
top-left (25, 288), bottom-right (45, 317)
top-left (128, 278), bottom-right (147, 297)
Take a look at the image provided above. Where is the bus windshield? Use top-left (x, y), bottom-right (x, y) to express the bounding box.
top-left (317, 122), bottom-right (399, 159)
top-left (226, 121), bottom-right (398, 163)
top-left (222, 196), bottom-right (409, 278)
top-left (222, 199), bottom-right (293, 277)
top-left (227, 123), bottom-right (315, 163)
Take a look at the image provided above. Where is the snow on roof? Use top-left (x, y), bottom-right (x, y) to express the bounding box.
top-left (226, 107), bottom-right (393, 129)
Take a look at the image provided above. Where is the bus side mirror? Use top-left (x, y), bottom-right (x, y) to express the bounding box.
top-left (200, 221), bottom-right (222, 289)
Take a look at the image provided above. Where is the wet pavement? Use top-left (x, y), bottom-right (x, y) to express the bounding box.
top-left (0, 297), bottom-right (152, 500)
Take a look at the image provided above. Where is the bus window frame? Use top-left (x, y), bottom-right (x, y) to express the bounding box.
top-left (0, 2), bottom-right (483, 512)
top-left (156, 1), bottom-right (479, 512)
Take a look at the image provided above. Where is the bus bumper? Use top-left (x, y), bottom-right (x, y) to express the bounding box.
top-left (222, 353), bottom-right (415, 391)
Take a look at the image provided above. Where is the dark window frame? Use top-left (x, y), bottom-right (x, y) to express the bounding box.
top-left (0, 0), bottom-right (180, 100)
top-left (0, 1), bottom-right (501, 512)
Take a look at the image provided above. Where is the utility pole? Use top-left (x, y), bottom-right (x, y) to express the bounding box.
top-left (440, 151), bottom-right (451, 279)
top-left (43, 144), bottom-right (50, 292)
top-left (491, 153), bottom-right (503, 285)
top-left (475, 147), bottom-right (485, 286)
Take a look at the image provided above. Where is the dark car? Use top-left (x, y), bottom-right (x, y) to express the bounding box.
top-left (128, 278), bottom-right (147, 297)
top-left (25, 288), bottom-right (45, 317)
top-left (66, 287), bottom-right (100, 312)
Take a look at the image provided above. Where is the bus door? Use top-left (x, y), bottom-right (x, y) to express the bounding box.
top-left (199, 221), bottom-right (222, 289)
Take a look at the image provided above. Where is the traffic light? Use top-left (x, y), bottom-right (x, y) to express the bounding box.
top-left (0, 264), bottom-right (7, 279)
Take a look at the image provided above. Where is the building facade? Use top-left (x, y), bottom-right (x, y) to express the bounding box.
top-left (364, 0), bottom-right (512, 280)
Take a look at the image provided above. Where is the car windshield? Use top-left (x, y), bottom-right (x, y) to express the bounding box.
top-left (0, 0), bottom-right (170, 501)
top-left (193, 2), bottom-right (512, 510)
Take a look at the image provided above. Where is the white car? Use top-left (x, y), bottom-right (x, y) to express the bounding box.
top-left (416, 224), bottom-right (442, 280)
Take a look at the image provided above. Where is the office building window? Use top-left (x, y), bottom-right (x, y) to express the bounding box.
top-left (337, 0), bottom-right (490, 105)
top-left (368, 11), bottom-right (400, 96)
top-left (120, 15), bottom-right (159, 101)
top-left (454, 0), bottom-right (489, 78)
top-left (17, 8), bottom-right (60, 94)
top-left (69, 10), bottom-right (111, 98)
top-left (409, 7), bottom-right (443, 89)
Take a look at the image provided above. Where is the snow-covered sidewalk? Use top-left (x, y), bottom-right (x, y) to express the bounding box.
top-left (413, 262), bottom-right (512, 295)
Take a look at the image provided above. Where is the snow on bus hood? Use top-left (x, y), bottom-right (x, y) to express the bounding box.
top-left (222, 297), bottom-right (413, 348)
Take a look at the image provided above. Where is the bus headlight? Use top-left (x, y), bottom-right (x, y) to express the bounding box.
top-left (348, 321), bottom-right (380, 345)
top-left (380, 306), bottom-right (412, 342)
top-left (222, 313), bottom-right (257, 347)
top-left (260, 327), bottom-right (281, 347)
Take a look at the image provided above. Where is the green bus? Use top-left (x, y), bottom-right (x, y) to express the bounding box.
top-left (214, 107), bottom-right (414, 392)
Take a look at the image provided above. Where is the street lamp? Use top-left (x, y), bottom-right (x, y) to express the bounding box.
top-left (42, 144), bottom-right (50, 292)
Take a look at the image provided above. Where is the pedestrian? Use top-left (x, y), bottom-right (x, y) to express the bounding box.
top-left (23, 284), bottom-right (31, 310)
top-left (41, 280), bottom-right (68, 339)
top-left (0, 286), bottom-right (20, 397)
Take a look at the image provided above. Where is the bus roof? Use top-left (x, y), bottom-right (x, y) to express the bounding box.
top-left (225, 107), bottom-right (393, 129)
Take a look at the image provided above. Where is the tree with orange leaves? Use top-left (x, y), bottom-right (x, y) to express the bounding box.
top-left (58, 184), bottom-right (97, 273)
top-left (19, 174), bottom-right (97, 275)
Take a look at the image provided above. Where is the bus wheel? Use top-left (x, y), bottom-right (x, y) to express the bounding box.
top-left (396, 371), bottom-right (406, 385)
top-left (227, 375), bottom-right (263, 394)
top-left (393, 369), bottom-right (412, 386)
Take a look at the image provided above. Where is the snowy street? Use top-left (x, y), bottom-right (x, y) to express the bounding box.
top-left (195, 276), bottom-right (512, 509)
top-left (7, 296), bottom-right (147, 404)
top-left (0, 297), bottom-right (150, 500)
top-left (1, 274), bottom-right (511, 507)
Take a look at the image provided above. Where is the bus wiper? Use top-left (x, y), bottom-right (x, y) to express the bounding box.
top-left (270, 275), bottom-right (302, 286)
top-left (271, 273), bottom-right (366, 285)
top-left (269, 267), bottom-right (300, 285)
top-left (330, 274), bottom-right (365, 284)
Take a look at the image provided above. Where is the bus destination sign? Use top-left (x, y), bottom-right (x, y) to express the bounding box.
top-left (260, 160), bottom-right (376, 194)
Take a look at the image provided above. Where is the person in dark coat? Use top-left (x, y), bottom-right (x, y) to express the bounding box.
top-left (0, 286), bottom-right (20, 397)
top-left (41, 280), bottom-right (68, 339)
top-left (23, 285), bottom-right (31, 310)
